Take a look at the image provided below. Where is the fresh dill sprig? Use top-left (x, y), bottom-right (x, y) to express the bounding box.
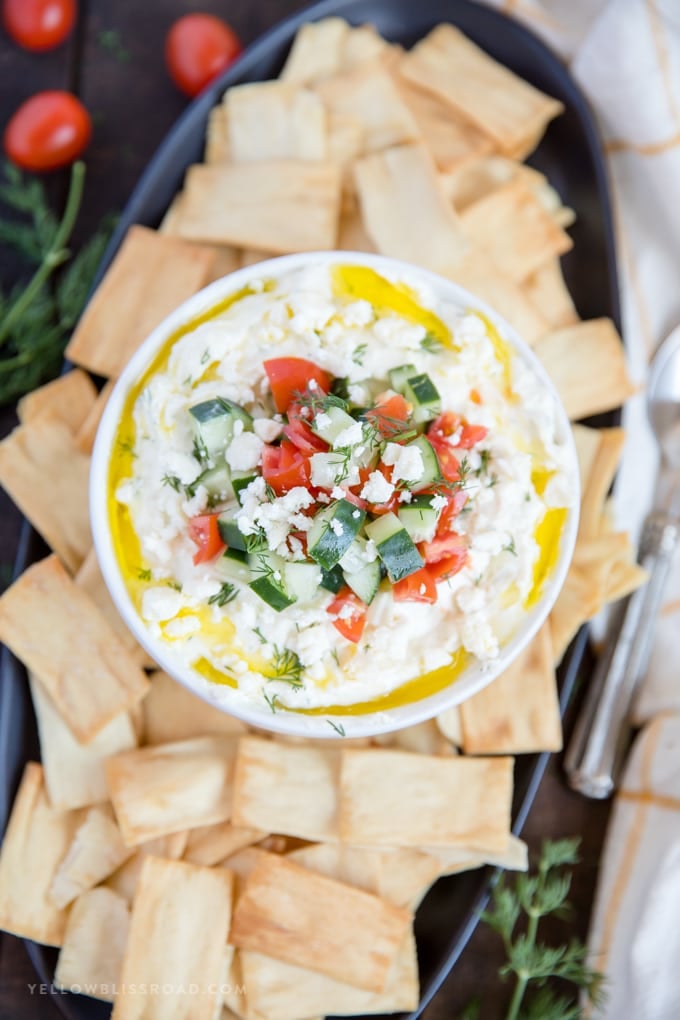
top-left (0, 161), bottom-right (115, 406)
top-left (208, 582), bottom-right (238, 607)
top-left (265, 646), bottom-right (304, 688)
top-left (200, 348), bottom-right (211, 365)
top-left (117, 438), bottom-right (136, 457)
top-left (472, 838), bottom-right (605, 1020)
top-left (292, 386), bottom-right (349, 416)
top-left (137, 567), bottom-right (152, 581)
top-left (327, 719), bottom-right (346, 736)
top-left (253, 626), bottom-right (267, 644)
top-left (420, 332), bottom-right (443, 354)
top-left (167, 580), bottom-right (182, 592)
top-left (476, 449), bottom-right (492, 476)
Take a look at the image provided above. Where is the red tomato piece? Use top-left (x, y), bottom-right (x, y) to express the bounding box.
top-left (338, 488), bottom-right (368, 511)
top-left (282, 418), bottom-right (328, 455)
top-left (365, 393), bottom-right (411, 437)
top-left (4, 91), bottom-right (91, 171)
top-left (393, 568), bottom-right (437, 604)
top-left (420, 531), bottom-right (468, 565)
top-left (262, 358), bottom-right (332, 413)
top-left (428, 411), bottom-right (462, 441)
top-left (165, 14), bottom-right (242, 97)
top-left (456, 424), bottom-right (489, 449)
top-left (426, 549), bottom-right (469, 582)
top-left (428, 435), bottom-right (460, 483)
top-left (261, 441), bottom-right (310, 495)
top-left (327, 588), bottom-right (368, 643)
top-left (3, 0), bottom-right (76, 51)
top-left (436, 490), bottom-right (468, 535)
top-left (188, 513), bottom-right (225, 565)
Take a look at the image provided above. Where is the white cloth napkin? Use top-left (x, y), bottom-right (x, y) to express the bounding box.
top-left (476, 2), bottom-right (680, 1016)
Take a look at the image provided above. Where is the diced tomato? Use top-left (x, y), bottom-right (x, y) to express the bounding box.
top-left (261, 441), bottom-right (310, 494)
top-left (327, 587), bottom-right (368, 643)
top-left (282, 417), bottom-right (328, 454)
top-left (428, 412), bottom-right (462, 441)
top-left (426, 550), bottom-right (468, 582)
top-left (420, 531), bottom-right (468, 565)
top-left (428, 434), bottom-right (461, 483)
top-left (263, 358), bottom-right (332, 413)
top-left (337, 488), bottom-right (368, 511)
top-left (365, 393), bottom-right (411, 437)
top-left (393, 568), bottom-right (437, 604)
top-left (457, 424), bottom-right (488, 449)
top-left (188, 513), bottom-right (225, 565)
top-left (436, 491), bottom-right (468, 535)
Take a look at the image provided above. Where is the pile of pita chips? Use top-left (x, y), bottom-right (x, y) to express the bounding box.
top-left (0, 15), bottom-right (646, 1020)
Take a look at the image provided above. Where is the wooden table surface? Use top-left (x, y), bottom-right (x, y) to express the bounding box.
top-left (0, 1), bottom-right (613, 1017)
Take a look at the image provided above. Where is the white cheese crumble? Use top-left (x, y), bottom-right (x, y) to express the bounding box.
top-left (226, 432), bottom-right (263, 471)
top-left (360, 471), bottom-right (395, 503)
top-left (382, 442), bottom-right (424, 483)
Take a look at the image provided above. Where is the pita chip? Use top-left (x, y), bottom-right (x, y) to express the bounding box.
top-left (54, 887), bottom-right (130, 1001)
top-left (17, 369), bottom-right (97, 433)
top-left (49, 804), bottom-right (134, 909)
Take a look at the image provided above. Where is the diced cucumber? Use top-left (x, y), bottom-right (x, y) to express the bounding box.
top-left (388, 363), bottom-right (418, 393)
top-left (405, 435), bottom-right (443, 492)
top-left (311, 404), bottom-right (358, 445)
top-left (215, 547), bottom-right (252, 585)
top-left (339, 535), bottom-right (372, 574)
top-left (402, 374), bottom-right (441, 423)
top-left (343, 558), bottom-right (381, 605)
top-left (320, 564), bottom-right (345, 593)
top-left (248, 551), bottom-right (296, 612)
top-left (217, 506), bottom-right (246, 552)
top-left (398, 495), bottom-right (442, 543)
top-left (189, 398), bottom-right (253, 460)
top-left (195, 463), bottom-right (233, 503)
top-left (365, 512), bottom-right (424, 582)
top-left (283, 561), bottom-right (322, 604)
top-left (307, 499), bottom-right (366, 570)
top-left (231, 471), bottom-right (257, 504)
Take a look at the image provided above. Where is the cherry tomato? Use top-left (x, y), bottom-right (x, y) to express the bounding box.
top-left (165, 14), bottom-right (242, 98)
top-left (435, 490), bottom-right (468, 535)
top-left (393, 567), bottom-right (437, 604)
top-left (188, 513), bottom-right (225, 565)
top-left (327, 588), bottom-right (368, 643)
top-left (429, 412), bottom-right (462, 441)
top-left (427, 434), bottom-right (460, 483)
top-left (263, 358), bottom-right (332, 413)
top-left (3, 0), bottom-right (76, 52)
top-left (457, 424), bottom-right (488, 449)
top-left (426, 549), bottom-right (468, 582)
top-left (4, 91), bottom-right (91, 171)
top-left (420, 531), bottom-right (468, 565)
top-left (261, 441), bottom-right (310, 495)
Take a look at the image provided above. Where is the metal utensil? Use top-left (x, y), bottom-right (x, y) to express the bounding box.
top-left (564, 325), bottom-right (680, 798)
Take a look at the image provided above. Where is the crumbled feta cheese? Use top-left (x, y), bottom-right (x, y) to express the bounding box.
top-left (330, 519), bottom-right (344, 537)
top-left (398, 489), bottom-right (413, 503)
top-left (360, 471), bottom-right (395, 503)
top-left (253, 418), bottom-right (283, 442)
top-left (332, 421), bottom-right (364, 449)
top-left (141, 587), bottom-right (184, 623)
top-left (342, 299), bottom-right (373, 326)
top-left (233, 419), bottom-right (245, 438)
top-left (430, 494), bottom-right (448, 512)
top-left (226, 431), bottom-right (263, 471)
top-left (164, 615), bottom-right (200, 637)
top-left (331, 486), bottom-right (346, 500)
top-left (461, 613), bottom-right (499, 661)
top-left (381, 442), bottom-right (424, 483)
top-left (310, 452), bottom-right (359, 489)
top-left (352, 509), bottom-right (361, 519)
top-left (314, 412), bottom-right (332, 431)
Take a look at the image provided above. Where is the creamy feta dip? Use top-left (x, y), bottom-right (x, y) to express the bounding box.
top-left (110, 262), bottom-right (575, 716)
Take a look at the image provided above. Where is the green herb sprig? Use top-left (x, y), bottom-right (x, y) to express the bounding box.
top-left (265, 646), bottom-right (304, 688)
top-left (208, 582), bottom-right (238, 607)
top-left (466, 838), bottom-right (605, 1020)
top-left (0, 161), bottom-right (114, 406)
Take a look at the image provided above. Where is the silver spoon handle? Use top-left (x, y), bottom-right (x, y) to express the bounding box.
top-left (564, 511), bottom-right (678, 798)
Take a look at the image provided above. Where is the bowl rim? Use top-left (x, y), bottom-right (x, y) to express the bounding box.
top-left (90, 250), bottom-right (579, 739)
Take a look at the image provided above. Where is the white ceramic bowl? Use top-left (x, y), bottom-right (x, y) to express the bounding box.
top-left (91, 252), bottom-right (579, 739)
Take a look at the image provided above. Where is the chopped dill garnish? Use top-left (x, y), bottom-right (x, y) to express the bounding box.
top-left (352, 343), bottom-right (368, 365)
top-left (192, 434), bottom-right (209, 465)
top-left (327, 719), bottom-right (346, 736)
top-left (263, 691), bottom-right (280, 714)
top-left (420, 332), bottom-right (443, 353)
top-left (117, 438), bottom-right (136, 457)
top-left (137, 567), bottom-right (152, 581)
top-left (330, 647), bottom-right (340, 667)
top-left (265, 646), bottom-right (304, 688)
top-left (253, 626), bottom-right (267, 644)
top-left (503, 536), bottom-right (518, 557)
top-left (476, 449), bottom-right (491, 476)
top-left (167, 580), bottom-right (182, 591)
top-left (162, 474), bottom-right (182, 492)
top-left (208, 582), bottom-right (238, 607)
top-left (200, 348), bottom-right (211, 365)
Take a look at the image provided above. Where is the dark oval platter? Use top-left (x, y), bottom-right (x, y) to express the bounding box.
top-left (0, 0), bottom-right (619, 1017)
